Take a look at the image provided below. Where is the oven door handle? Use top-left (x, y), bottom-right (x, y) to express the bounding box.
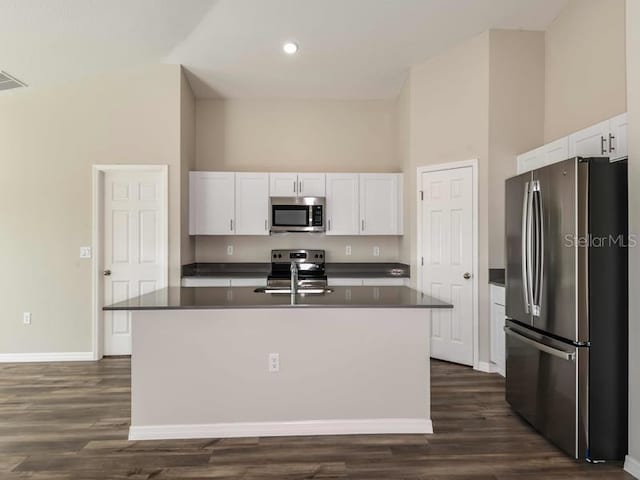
top-left (504, 326), bottom-right (575, 361)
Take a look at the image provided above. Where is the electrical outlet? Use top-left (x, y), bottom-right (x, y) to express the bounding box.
top-left (227, 245), bottom-right (234, 256)
top-left (268, 353), bottom-right (280, 373)
top-left (373, 246), bottom-right (380, 257)
top-left (23, 312), bottom-right (32, 325)
top-left (345, 245), bottom-right (352, 256)
top-left (79, 246), bottom-right (92, 258)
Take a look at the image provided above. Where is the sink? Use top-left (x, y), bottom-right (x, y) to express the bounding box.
top-left (254, 287), bottom-right (334, 295)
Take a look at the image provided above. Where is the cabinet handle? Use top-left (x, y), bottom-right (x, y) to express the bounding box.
top-left (600, 136), bottom-right (607, 155)
top-left (230, 219), bottom-right (233, 231)
top-left (293, 180), bottom-right (297, 194)
top-left (328, 219), bottom-right (331, 231)
top-left (609, 133), bottom-right (616, 152)
top-left (299, 180), bottom-right (303, 194)
top-left (361, 219), bottom-right (365, 231)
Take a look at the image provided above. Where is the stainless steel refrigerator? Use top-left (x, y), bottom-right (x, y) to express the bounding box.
top-left (505, 156), bottom-right (628, 461)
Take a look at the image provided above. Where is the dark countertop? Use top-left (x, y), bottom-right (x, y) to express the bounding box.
top-left (182, 262), bottom-right (410, 279)
top-left (103, 286), bottom-right (451, 311)
top-left (489, 268), bottom-right (505, 287)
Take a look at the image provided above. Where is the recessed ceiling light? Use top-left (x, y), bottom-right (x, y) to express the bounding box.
top-left (283, 42), bottom-right (298, 55)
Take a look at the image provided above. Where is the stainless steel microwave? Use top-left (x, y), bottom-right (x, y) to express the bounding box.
top-left (270, 197), bottom-right (325, 233)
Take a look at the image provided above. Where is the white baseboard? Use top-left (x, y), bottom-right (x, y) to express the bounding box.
top-left (129, 418), bottom-right (433, 441)
top-left (474, 361), bottom-right (505, 377)
top-left (475, 361), bottom-right (495, 373)
top-left (0, 352), bottom-right (94, 363)
top-left (625, 455), bottom-right (640, 479)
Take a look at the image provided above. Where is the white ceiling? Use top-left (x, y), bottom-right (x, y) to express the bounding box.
top-left (0, 0), bottom-right (214, 90)
top-left (1, 0), bottom-right (568, 99)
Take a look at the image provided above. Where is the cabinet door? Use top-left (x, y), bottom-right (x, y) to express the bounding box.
top-left (543, 137), bottom-right (569, 166)
top-left (298, 173), bottom-right (326, 197)
top-left (269, 173), bottom-right (298, 197)
top-left (326, 173), bottom-right (359, 235)
top-left (235, 173), bottom-right (269, 235)
top-left (491, 302), bottom-right (506, 376)
top-left (516, 147), bottom-right (544, 174)
top-left (568, 120), bottom-right (610, 157)
top-left (359, 174), bottom-right (403, 235)
top-left (189, 172), bottom-right (235, 235)
top-left (609, 113), bottom-right (628, 160)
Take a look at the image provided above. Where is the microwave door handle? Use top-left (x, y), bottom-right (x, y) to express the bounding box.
top-left (521, 181), bottom-right (531, 313)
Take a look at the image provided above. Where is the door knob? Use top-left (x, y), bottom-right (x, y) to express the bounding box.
top-left (463, 272), bottom-right (472, 279)
top-left (103, 269), bottom-right (112, 277)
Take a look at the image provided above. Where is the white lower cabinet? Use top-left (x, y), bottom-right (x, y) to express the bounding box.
top-left (328, 277), bottom-right (407, 287)
top-left (230, 278), bottom-right (267, 287)
top-left (181, 278), bottom-right (231, 287)
top-left (490, 284), bottom-right (506, 377)
top-left (181, 277), bottom-right (267, 287)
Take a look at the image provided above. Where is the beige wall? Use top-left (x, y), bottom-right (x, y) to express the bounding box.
top-left (194, 99), bottom-right (402, 263)
top-left (488, 30), bottom-right (545, 267)
top-left (196, 99), bottom-right (398, 172)
top-left (545, 0), bottom-right (627, 142)
top-left (404, 32), bottom-right (491, 363)
top-left (0, 64), bottom-right (183, 354)
top-left (626, 0), bottom-right (640, 470)
top-left (180, 69), bottom-right (196, 266)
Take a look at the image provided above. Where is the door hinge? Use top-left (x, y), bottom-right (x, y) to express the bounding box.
top-left (420, 190), bottom-right (424, 201)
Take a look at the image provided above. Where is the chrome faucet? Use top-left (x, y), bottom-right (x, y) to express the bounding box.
top-left (290, 261), bottom-right (298, 295)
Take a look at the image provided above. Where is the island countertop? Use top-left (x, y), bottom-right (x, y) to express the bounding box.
top-left (103, 286), bottom-right (452, 310)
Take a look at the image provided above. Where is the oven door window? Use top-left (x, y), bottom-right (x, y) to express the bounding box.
top-left (272, 206), bottom-right (309, 227)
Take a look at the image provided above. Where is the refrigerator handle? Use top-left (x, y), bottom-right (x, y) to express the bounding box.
top-left (521, 182), bottom-right (531, 313)
top-left (504, 326), bottom-right (575, 361)
top-left (532, 181), bottom-right (543, 317)
top-left (526, 182), bottom-right (535, 315)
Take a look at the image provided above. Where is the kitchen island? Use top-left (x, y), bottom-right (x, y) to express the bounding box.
top-left (104, 286), bottom-right (452, 441)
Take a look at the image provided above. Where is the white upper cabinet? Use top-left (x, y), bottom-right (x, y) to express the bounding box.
top-left (609, 113), bottom-right (628, 160)
top-left (568, 120), bottom-right (610, 158)
top-left (359, 173), bottom-right (403, 235)
top-left (543, 137), bottom-right (569, 164)
top-left (326, 173), bottom-right (359, 236)
top-left (235, 173), bottom-right (269, 235)
top-left (269, 173), bottom-right (298, 197)
top-left (298, 173), bottom-right (326, 196)
top-left (516, 147), bottom-right (544, 174)
top-left (518, 113), bottom-right (629, 173)
top-left (189, 172), bottom-right (235, 235)
top-left (269, 173), bottom-right (326, 197)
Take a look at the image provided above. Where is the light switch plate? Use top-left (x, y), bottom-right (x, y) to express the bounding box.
top-left (80, 246), bottom-right (92, 258)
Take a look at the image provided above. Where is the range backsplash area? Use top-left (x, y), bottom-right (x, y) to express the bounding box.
top-left (195, 236), bottom-right (402, 263)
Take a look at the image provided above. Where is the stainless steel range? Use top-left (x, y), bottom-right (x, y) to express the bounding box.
top-left (267, 249), bottom-right (327, 290)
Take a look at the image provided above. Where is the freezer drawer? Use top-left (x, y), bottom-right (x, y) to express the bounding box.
top-left (505, 321), bottom-right (587, 458)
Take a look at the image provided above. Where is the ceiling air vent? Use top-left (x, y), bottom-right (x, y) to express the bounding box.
top-left (0, 71), bottom-right (26, 91)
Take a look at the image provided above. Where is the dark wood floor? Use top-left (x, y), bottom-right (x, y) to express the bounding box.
top-left (0, 358), bottom-right (632, 479)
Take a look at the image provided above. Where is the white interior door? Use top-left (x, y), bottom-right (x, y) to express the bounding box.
top-left (103, 169), bottom-right (166, 355)
top-left (420, 166), bottom-right (474, 365)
